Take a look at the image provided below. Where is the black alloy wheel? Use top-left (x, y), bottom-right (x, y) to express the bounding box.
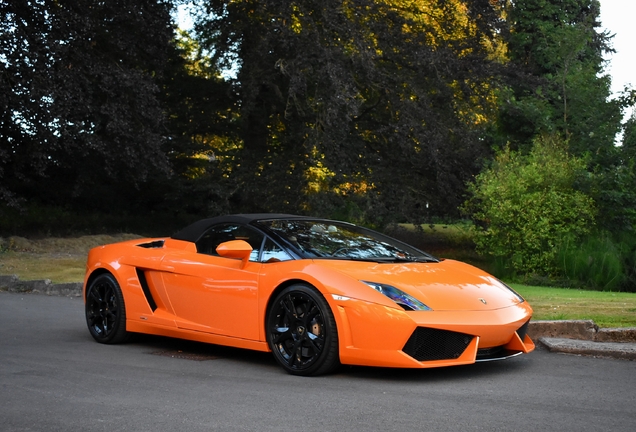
top-left (85, 273), bottom-right (128, 344)
top-left (267, 284), bottom-right (339, 376)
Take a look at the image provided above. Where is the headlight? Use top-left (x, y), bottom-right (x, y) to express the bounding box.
top-left (361, 281), bottom-right (432, 311)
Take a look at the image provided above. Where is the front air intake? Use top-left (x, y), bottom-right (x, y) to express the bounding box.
top-left (402, 327), bottom-right (473, 361)
top-left (516, 320), bottom-right (530, 341)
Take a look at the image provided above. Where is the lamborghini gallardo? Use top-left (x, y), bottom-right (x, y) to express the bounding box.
top-left (83, 214), bottom-right (534, 376)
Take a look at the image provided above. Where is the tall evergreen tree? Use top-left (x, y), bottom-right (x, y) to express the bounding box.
top-left (595, 114), bottom-right (636, 233)
top-left (499, 0), bottom-right (622, 158)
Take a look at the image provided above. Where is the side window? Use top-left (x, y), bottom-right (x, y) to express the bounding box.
top-left (261, 238), bottom-right (293, 263)
top-left (196, 224), bottom-right (264, 262)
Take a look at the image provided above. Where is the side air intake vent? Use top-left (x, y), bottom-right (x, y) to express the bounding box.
top-left (402, 327), bottom-right (473, 361)
top-left (137, 240), bottom-right (165, 249)
top-left (136, 268), bottom-right (157, 312)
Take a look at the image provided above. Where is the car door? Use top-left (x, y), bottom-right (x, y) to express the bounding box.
top-left (160, 224), bottom-right (264, 340)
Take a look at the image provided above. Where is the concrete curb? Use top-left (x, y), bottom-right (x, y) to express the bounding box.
top-left (528, 320), bottom-right (636, 360)
top-left (538, 337), bottom-right (636, 361)
top-left (528, 319), bottom-right (636, 343)
top-left (0, 274), bottom-right (82, 297)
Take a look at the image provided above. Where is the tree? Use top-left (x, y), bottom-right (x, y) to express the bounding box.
top-left (594, 113), bottom-right (636, 233)
top-left (464, 135), bottom-right (596, 275)
top-left (498, 0), bottom-right (622, 158)
top-left (0, 0), bottom-right (175, 212)
top-left (191, 0), bottom-right (511, 223)
top-left (158, 29), bottom-right (239, 216)
top-left (1, 0), bottom-right (59, 207)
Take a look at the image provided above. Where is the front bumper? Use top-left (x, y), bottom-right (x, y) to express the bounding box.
top-left (332, 298), bottom-right (535, 368)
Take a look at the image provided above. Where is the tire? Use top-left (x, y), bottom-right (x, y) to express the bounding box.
top-left (266, 284), bottom-right (339, 376)
top-left (85, 273), bottom-right (129, 344)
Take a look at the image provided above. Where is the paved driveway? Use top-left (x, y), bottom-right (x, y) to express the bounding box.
top-left (1, 292), bottom-right (635, 432)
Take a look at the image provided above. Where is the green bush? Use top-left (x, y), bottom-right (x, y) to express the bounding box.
top-left (463, 135), bottom-right (596, 276)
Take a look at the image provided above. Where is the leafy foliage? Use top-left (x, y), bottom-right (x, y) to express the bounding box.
top-left (555, 234), bottom-right (632, 291)
top-left (464, 135), bottom-right (596, 275)
top-left (1, 0), bottom-right (174, 211)
top-left (191, 0), bottom-right (510, 223)
top-left (588, 114), bottom-right (636, 235)
top-left (158, 29), bottom-right (239, 216)
top-left (1, 0), bottom-right (633, 274)
top-left (497, 0), bottom-right (622, 158)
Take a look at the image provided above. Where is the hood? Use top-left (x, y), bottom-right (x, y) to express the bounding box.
top-left (315, 259), bottom-right (523, 311)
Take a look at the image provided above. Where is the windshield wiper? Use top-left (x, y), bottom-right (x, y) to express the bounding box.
top-left (320, 256), bottom-right (439, 263)
top-left (318, 256), bottom-right (383, 263)
top-left (371, 256), bottom-right (439, 263)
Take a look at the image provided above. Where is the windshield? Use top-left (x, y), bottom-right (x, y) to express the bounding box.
top-left (256, 219), bottom-right (437, 262)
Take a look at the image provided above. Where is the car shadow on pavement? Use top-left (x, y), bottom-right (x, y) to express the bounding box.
top-left (334, 355), bottom-right (533, 382)
top-left (129, 333), bottom-right (279, 367)
top-left (123, 333), bottom-right (533, 380)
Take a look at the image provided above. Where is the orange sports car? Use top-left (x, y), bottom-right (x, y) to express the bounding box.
top-left (83, 214), bottom-right (534, 375)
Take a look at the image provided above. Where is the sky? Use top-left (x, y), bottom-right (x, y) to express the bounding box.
top-left (600, 0), bottom-right (635, 100)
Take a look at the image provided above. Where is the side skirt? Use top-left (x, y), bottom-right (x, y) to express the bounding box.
top-left (126, 320), bottom-right (271, 353)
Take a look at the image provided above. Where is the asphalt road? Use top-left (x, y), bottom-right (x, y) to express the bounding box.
top-left (2, 292), bottom-right (635, 432)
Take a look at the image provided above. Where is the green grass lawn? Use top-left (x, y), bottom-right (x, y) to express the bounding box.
top-left (512, 284), bottom-right (636, 328)
top-left (0, 234), bottom-right (140, 284)
top-left (0, 251), bottom-right (87, 284)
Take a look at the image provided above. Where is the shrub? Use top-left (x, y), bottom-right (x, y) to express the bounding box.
top-left (463, 135), bottom-right (596, 276)
top-left (555, 234), bottom-right (625, 291)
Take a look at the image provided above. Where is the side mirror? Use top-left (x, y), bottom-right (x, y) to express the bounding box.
top-left (216, 240), bottom-right (252, 267)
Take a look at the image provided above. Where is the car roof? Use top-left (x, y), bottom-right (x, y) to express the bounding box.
top-left (171, 213), bottom-right (311, 243)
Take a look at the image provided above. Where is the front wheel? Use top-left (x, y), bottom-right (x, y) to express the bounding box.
top-left (266, 284), bottom-right (339, 376)
top-left (85, 273), bottom-right (129, 344)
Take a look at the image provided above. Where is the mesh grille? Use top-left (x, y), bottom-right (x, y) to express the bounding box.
top-left (402, 327), bottom-right (473, 361)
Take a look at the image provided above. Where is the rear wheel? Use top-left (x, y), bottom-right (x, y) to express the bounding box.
top-left (267, 284), bottom-right (339, 376)
top-left (85, 273), bottom-right (128, 344)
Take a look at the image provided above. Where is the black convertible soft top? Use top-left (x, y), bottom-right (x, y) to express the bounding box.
top-left (171, 213), bottom-right (309, 243)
